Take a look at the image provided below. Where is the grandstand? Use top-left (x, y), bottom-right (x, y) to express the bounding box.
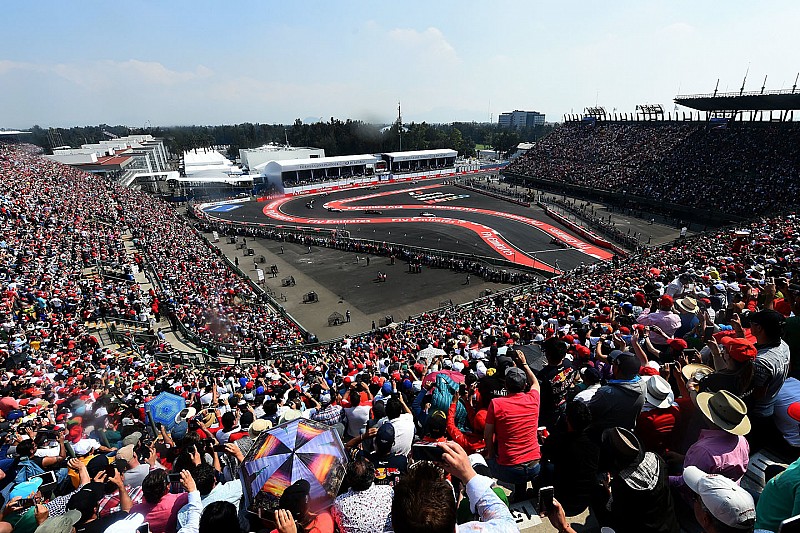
top-left (504, 118), bottom-right (800, 225)
top-left (4, 92), bottom-right (800, 530)
top-left (259, 148), bottom-right (458, 194)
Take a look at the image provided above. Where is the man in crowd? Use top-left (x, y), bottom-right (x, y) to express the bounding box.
top-left (484, 349), bottom-right (541, 501)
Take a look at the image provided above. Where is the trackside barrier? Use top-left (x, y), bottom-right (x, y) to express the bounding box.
top-left (539, 204), bottom-right (628, 257)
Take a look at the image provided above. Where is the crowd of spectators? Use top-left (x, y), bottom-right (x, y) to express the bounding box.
top-left (506, 121), bottom-right (800, 216)
top-left (2, 142), bottom-right (800, 533)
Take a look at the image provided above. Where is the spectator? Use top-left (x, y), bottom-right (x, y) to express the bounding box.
top-left (636, 375), bottom-right (684, 456)
top-left (669, 390), bottom-right (750, 497)
top-left (747, 310), bottom-right (791, 441)
top-left (363, 423), bottom-right (407, 487)
top-left (130, 470), bottom-right (189, 533)
top-left (391, 441), bottom-right (516, 533)
top-left (385, 394), bottom-right (414, 456)
top-left (332, 456), bottom-right (392, 533)
top-left (271, 479), bottom-right (333, 533)
top-left (536, 337), bottom-right (575, 429)
top-left (683, 466), bottom-right (756, 533)
top-left (540, 400), bottom-right (599, 516)
top-left (176, 465), bottom-right (242, 531)
top-left (484, 349), bottom-right (541, 501)
top-left (637, 295), bottom-right (682, 350)
top-left (593, 427), bottom-right (679, 533)
top-left (754, 456), bottom-right (800, 532)
top-left (588, 350), bottom-right (645, 434)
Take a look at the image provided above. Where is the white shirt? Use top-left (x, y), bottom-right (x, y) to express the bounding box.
top-left (390, 413), bottom-right (415, 456)
top-left (574, 384), bottom-right (601, 404)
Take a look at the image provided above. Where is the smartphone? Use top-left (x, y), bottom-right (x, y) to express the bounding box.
top-left (412, 444), bottom-right (444, 462)
top-left (136, 523), bottom-right (150, 533)
top-left (703, 326), bottom-right (715, 342)
top-left (779, 514), bottom-right (800, 533)
top-left (29, 471), bottom-right (57, 488)
top-left (212, 444), bottom-right (227, 453)
top-left (167, 472), bottom-right (182, 483)
top-left (105, 465), bottom-right (117, 478)
top-left (537, 486), bottom-right (554, 514)
top-left (683, 348), bottom-right (700, 361)
top-left (18, 498), bottom-right (36, 510)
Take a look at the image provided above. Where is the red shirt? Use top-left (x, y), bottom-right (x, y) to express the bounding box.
top-left (636, 405), bottom-right (681, 455)
top-left (487, 388), bottom-right (541, 466)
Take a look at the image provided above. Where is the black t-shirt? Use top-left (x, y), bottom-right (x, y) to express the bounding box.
top-left (77, 511), bottom-right (128, 533)
top-left (477, 375), bottom-right (506, 408)
top-left (364, 451), bottom-right (407, 487)
top-left (537, 362), bottom-right (576, 420)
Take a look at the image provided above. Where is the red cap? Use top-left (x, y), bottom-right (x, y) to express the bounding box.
top-left (667, 338), bottom-right (688, 351)
top-left (575, 345), bottom-right (591, 358)
top-left (788, 402), bottom-right (800, 422)
top-left (720, 336), bottom-right (757, 362)
top-left (659, 295), bottom-right (674, 308)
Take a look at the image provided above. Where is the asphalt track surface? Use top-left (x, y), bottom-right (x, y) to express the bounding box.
top-left (203, 179), bottom-right (614, 272)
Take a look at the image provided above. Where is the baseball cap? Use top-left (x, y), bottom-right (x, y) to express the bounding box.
top-left (504, 367), bottom-right (527, 391)
top-left (683, 466), bottom-right (756, 529)
top-left (122, 431), bottom-right (142, 448)
top-left (720, 337), bottom-right (757, 362)
top-left (375, 422), bottom-right (395, 451)
top-left (788, 402), bottom-right (800, 422)
top-left (67, 482), bottom-right (105, 524)
top-left (34, 510), bottom-right (81, 533)
top-left (10, 477), bottom-right (44, 500)
top-left (116, 445), bottom-right (135, 463)
top-left (609, 350), bottom-right (641, 378)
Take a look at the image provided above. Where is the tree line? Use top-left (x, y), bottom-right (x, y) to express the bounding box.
top-left (24, 120), bottom-right (553, 161)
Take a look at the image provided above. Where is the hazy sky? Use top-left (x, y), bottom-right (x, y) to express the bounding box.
top-left (1, 1), bottom-right (797, 128)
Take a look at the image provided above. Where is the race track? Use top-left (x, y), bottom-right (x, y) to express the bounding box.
top-left (201, 179), bottom-right (614, 273)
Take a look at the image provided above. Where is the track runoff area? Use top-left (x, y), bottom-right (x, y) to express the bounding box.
top-left (202, 178), bottom-right (614, 274)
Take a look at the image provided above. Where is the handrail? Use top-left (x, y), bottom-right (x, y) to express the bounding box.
top-left (676, 89), bottom-right (799, 99)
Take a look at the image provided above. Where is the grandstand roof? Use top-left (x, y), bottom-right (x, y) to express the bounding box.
top-left (263, 155), bottom-right (379, 173)
top-left (382, 149), bottom-right (457, 162)
top-left (675, 90), bottom-right (800, 111)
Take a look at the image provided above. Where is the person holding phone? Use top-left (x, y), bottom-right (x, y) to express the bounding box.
top-left (484, 349), bottom-right (541, 502)
top-left (130, 470), bottom-right (190, 533)
top-left (68, 469), bottom-right (133, 533)
top-left (391, 441), bottom-right (516, 533)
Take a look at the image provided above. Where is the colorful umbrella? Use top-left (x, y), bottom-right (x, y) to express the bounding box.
top-left (240, 418), bottom-right (347, 515)
top-left (422, 369), bottom-right (465, 388)
top-left (144, 392), bottom-right (185, 429)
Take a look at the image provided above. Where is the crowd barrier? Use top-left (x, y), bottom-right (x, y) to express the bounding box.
top-left (539, 203), bottom-right (628, 256)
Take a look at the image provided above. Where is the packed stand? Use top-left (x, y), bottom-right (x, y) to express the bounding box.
top-left (506, 121), bottom-right (800, 216)
top-left (3, 141), bottom-right (800, 532)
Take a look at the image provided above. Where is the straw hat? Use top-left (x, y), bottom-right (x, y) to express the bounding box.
top-left (696, 390), bottom-right (751, 435)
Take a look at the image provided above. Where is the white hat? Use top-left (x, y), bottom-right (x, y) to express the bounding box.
top-left (645, 375), bottom-right (674, 409)
top-left (475, 361), bottom-right (487, 378)
top-left (468, 453), bottom-right (487, 468)
top-left (103, 512), bottom-right (145, 533)
top-left (683, 466), bottom-right (755, 530)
